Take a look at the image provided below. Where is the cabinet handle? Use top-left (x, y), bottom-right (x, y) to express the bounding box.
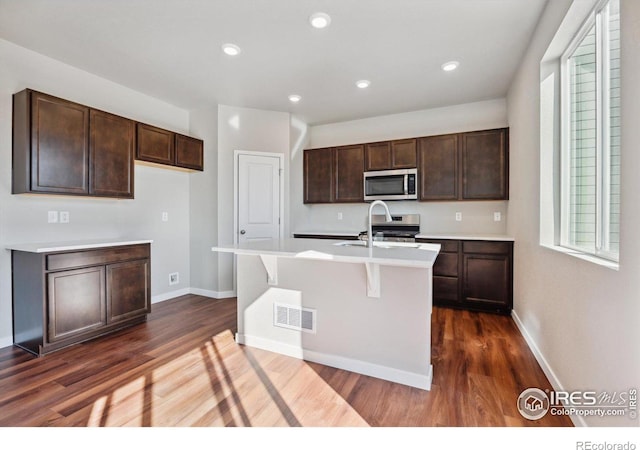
top-left (240, 230), bottom-right (246, 235)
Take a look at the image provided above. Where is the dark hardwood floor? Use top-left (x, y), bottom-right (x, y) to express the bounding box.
top-left (0, 295), bottom-right (572, 427)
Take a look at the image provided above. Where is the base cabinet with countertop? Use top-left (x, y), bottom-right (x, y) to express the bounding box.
top-left (10, 242), bottom-right (151, 356)
top-left (417, 237), bottom-right (513, 314)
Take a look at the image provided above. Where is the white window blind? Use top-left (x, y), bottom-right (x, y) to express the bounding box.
top-left (562, 0), bottom-right (620, 262)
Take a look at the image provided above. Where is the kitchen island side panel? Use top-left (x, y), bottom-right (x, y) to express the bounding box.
top-left (236, 254), bottom-right (432, 386)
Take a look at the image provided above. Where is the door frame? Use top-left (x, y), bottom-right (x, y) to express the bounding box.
top-left (233, 150), bottom-right (285, 246)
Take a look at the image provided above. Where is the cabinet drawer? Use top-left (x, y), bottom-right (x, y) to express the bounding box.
top-left (433, 276), bottom-right (459, 301)
top-left (462, 241), bottom-right (512, 255)
top-left (417, 239), bottom-right (459, 253)
top-left (46, 245), bottom-right (150, 271)
top-left (433, 253), bottom-right (458, 277)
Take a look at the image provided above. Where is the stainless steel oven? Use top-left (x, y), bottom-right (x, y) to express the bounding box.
top-left (363, 168), bottom-right (417, 201)
top-left (359, 214), bottom-right (420, 243)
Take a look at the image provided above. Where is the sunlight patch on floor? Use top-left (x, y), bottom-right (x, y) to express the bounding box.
top-left (85, 327), bottom-right (370, 426)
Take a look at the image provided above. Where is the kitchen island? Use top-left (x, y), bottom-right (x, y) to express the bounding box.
top-left (212, 238), bottom-right (440, 390)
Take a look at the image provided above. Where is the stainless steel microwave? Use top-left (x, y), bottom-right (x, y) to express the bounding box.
top-left (363, 168), bottom-right (418, 201)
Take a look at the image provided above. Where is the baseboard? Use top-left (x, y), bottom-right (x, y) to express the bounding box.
top-left (511, 309), bottom-right (586, 427)
top-left (190, 288), bottom-right (236, 299)
top-left (236, 333), bottom-right (432, 391)
top-left (151, 288), bottom-right (191, 304)
top-left (152, 287), bottom-right (237, 304)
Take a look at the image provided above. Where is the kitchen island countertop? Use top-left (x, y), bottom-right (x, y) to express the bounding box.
top-left (213, 237), bottom-right (440, 269)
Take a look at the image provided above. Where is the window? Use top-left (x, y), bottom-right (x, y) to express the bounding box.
top-left (560, 0), bottom-right (620, 262)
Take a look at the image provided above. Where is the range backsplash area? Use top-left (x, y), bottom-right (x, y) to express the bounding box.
top-left (292, 200), bottom-right (509, 235)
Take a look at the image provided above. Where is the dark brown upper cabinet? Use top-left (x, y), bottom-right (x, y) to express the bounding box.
top-left (419, 128), bottom-right (508, 201)
top-left (304, 147), bottom-right (334, 204)
top-left (461, 128), bottom-right (508, 200)
top-left (136, 124), bottom-right (204, 171)
top-left (418, 134), bottom-right (459, 201)
top-left (13, 89), bottom-right (134, 198)
top-left (136, 123), bottom-right (175, 166)
top-left (334, 144), bottom-right (364, 203)
top-left (303, 127), bottom-right (507, 204)
top-left (175, 134), bottom-right (204, 170)
top-left (365, 139), bottom-right (417, 171)
top-left (390, 139), bottom-right (417, 168)
top-left (365, 142), bottom-right (391, 171)
top-left (89, 110), bottom-right (135, 198)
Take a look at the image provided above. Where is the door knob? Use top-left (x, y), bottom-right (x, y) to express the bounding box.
top-left (240, 230), bottom-right (246, 235)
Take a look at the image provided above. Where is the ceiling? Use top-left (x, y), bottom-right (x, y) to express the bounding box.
top-left (0, 0), bottom-right (547, 125)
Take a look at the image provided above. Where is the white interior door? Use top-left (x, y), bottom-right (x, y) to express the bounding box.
top-left (237, 153), bottom-right (281, 243)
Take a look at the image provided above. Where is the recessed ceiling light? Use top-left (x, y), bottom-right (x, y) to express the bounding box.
top-left (309, 12), bottom-right (331, 29)
top-left (356, 80), bottom-right (371, 89)
top-left (441, 61), bottom-right (460, 72)
top-left (288, 94), bottom-right (302, 103)
top-left (222, 43), bottom-right (241, 56)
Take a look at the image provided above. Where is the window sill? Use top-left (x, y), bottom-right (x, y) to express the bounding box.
top-left (540, 244), bottom-right (620, 271)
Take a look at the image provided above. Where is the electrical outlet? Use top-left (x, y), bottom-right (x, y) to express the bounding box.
top-left (455, 212), bottom-right (462, 222)
top-left (169, 272), bottom-right (179, 286)
top-left (48, 211), bottom-right (59, 223)
top-left (494, 212), bottom-right (502, 222)
top-left (60, 211), bottom-right (70, 223)
top-left (337, 212), bottom-right (343, 220)
top-left (162, 212), bottom-right (169, 222)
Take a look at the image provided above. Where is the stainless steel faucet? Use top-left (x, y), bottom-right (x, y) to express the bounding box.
top-left (367, 200), bottom-right (392, 248)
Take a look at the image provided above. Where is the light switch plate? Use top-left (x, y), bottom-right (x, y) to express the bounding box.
top-left (162, 212), bottom-right (169, 222)
top-left (60, 211), bottom-right (70, 223)
top-left (48, 211), bottom-right (58, 223)
top-left (494, 212), bottom-right (501, 222)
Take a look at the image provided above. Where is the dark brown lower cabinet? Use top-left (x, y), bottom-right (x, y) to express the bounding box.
top-left (418, 238), bottom-right (513, 314)
top-left (12, 243), bottom-right (151, 356)
top-left (47, 266), bottom-right (106, 343)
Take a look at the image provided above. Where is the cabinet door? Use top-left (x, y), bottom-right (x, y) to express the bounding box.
top-left (175, 134), bottom-right (204, 170)
top-left (304, 148), bottom-right (334, 203)
top-left (89, 109), bottom-right (135, 198)
top-left (47, 267), bottom-right (106, 342)
top-left (365, 142), bottom-right (391, 171)
top-left (461, 128), bottom-right (508, 200)
top-left (391, 139), bottom-right (417, 168)
top-left (30, 92), bottom-right (89, 194)
top-left (418, 134), bottom-right (458, 200)
top-left (334, 144), bottom-right (364, 202)
top-left (106, 259), bottom-right (150, 324)
top-left (462, 253), bottom-right (511, 311)
top-left (136, 123), bottom-right (175, 165)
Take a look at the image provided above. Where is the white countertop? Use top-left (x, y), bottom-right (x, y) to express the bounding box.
top-left (293, 230), bottom-right (513, 242)
top-left (213, 238), bottom-right (440, 269)
top-left (293, 230), bottom-right (361, 237)
top-left (416, 233), bottom-right (515, 242)
top-left (6, 239), bottom-right (153, 253)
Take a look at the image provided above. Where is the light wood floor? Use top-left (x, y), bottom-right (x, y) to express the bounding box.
top-left (0, 295), bottom-right (572, 427)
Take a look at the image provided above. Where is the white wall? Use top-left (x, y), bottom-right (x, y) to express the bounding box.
top-left (0, 39), bottom-right (193, 347)
top-left (507, 0), bottom-right (640, 427)
top-left (216, 105), bottom-right (291, 293)
top-left (188, 106), bottom-right (219, 296)
top-left (291, 99), bottom-right (510, 235)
